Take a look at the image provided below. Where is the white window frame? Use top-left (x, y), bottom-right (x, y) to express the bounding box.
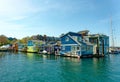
top-left (66, 37), bottom-right (69, 42)
top-left (62, 46), bottom-right (65, 50)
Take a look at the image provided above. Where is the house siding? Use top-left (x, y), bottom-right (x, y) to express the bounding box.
top-left (61, 35), bottom-right (78, 45)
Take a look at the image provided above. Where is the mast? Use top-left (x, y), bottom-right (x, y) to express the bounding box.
top-left (110, 17), bottom-right (114, 48)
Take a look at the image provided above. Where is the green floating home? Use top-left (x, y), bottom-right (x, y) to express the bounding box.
top-left (27, 40), bottom-right (39, 53)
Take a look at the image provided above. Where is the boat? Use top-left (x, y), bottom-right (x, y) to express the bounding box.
top-left (109, 47), bottom-right (120, 54)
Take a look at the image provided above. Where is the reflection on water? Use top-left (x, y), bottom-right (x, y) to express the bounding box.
top-left (0, 52), bottom-right (6, 58)
top-left (26, 53), bottom-right (34, 60)
top-left (0, 52), bottom-right (120, 82)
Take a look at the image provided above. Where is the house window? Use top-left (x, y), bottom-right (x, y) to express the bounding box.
top-left (72, 46), bottom-right (75, 51)
top-left (66, 37), bottom-right (69, 41)
top-left (82, 46), bottom-right (86, 51)
top-left (87, 46), bottom-right (90, 50)
top-left (77, 46), bottom-right (80, 50)
top-left (72, 36), bottom-right (77, 41)
top-left (62, 46), bottom-right (65, 50)
top-left (72, 46), bottom-right (80, 51)
top-left (78, 37), bottom-right (81, 41)
top-left (106, 39), bottom-right (109, 45)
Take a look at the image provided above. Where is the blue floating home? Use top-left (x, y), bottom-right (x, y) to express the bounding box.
top-left (60, 30), bottom-right (109, 57)
top-left (84, 34), bottom-right (109, 55)
top-left (60, 31), bottom-right (93, 57)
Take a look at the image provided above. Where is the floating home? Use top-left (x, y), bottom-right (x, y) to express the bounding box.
top-left (18, 43), bottom-right (27, 52)
top-left (84, 34), bottom-right (109, 56)
top-left (60, 31), bottom-right (93, 57)
top-left (0, 44), bottom-right (12, 52)
top-left (60, 30), bottom-right (109, 58)
top-left (38, 41), bottom-right (61, 55)
top-left (12, 43), bottom-right (18, 51)
top-left (27, 40), bottom-right (42, 53)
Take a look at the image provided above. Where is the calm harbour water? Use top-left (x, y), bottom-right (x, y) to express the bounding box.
top-left (0, 52), bottom-right (120, 82)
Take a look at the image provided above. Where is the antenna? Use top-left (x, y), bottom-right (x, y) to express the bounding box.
top-left (110, 16), bottom-right (114, 48)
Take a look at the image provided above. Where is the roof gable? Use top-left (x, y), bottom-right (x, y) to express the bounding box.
top-left (68, 32), bottom-right (82, 36)
top-left (60, 32), bottom-right (82, 38)
top-left (61, 33), bottom-right (93, 46)
top-left (61, 35), bottom-right (79, 45)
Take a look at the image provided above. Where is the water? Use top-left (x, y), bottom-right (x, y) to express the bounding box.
top-left (0, 52), bottom-right (120, 82)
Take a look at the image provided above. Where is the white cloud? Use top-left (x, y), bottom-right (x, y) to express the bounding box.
top-left (0, 0), bottom-right (41, 21)
top-left (0, 21), bottom-right (25, 30)
top-left (43, 0), bottom-right (95, 12)
top-left (0, 0), bottom-right (30, 15)
top-left (0, 0), bottom-right (99, 39)
top-left (0, 0), bottom-right (95, 20)
top-left (0, 20), bottom-right (26, 38)
top-left (0, 0), bottom-right (39, 38)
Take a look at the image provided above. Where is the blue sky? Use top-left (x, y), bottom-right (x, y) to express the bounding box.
top-left (0, 0), bottom-right (120, 46)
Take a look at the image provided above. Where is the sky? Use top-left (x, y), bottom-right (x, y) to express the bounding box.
top-left (0, 0), bottom-right (120, 46)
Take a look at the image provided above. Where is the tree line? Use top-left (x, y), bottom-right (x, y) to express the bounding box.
top-left (0, 34), bottom-right (60, 46)
top-left (0, 35), bottom-right (17, 46)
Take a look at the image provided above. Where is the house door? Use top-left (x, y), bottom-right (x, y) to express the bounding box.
top-left (72, 46), bottom-right (80, 55)
top-left (96, 47), bottom-right (99, 55)
top-left (71, 46), bottom-right (77, 55)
